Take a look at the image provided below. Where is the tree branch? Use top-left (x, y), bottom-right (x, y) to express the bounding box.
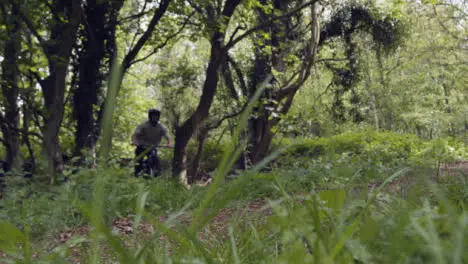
top-left (127, 0), bottom-right (150, 51)
top-left (225, 0), bottom-right (317, 50)
top-left (316, 57), bottom-right (348, 63)
top-left (221, 57), bottom-right (240, 101)
top-left (227, 55), bottom-right (248, 96)
top-left (129, 11), bottom-right (195, 66)
top-left (227, 25), bottom-right (246, 45)
top-left (0, 112), bottom-right (43, 140)
top-left (19, 93), bottom-right (45, 133)
top-left (9, 0), bottom-right (45, 45)
top-left (207, 103), bottom-right (248, 130)
top-left (119, 10), bottom-right (152, 23)
top-left (433, 5), bottom-right (461, 40)
top-left (118, 2), bottom-right (152, 24)
top-left (130, 36), bottom-right (183, 66)
top-left (187, 0), bottom-right (205, 15)
top-left (40, 0), bottom-right (63, 23)
top-left (122, 0), bottom-right (172, 71)
top-left (28, 70), bottom-right (45, 86)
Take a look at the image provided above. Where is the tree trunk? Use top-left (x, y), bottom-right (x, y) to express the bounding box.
top-left (441, 81), bottom-right (455, 136)
top-left (40, 0), bottom-right (82, 178)
top-left (172, 0), bottom-right (242, 183)
top-left (73, 0), bottom-right (122, 163)
top-left (376, 47), bottom-right (393, 130)
top-left (246, 1), bottom-right (276, 164)
top-left (0, 2), bottom-right (22, 171)
top-left (172, 40), bottom-right (224, 182)
top-left (365, 60), bottom-right (380, 130)
top-left (246, 1), bottom-right (319, 164)
top-left (249, 116), bottom-right (275, 163)
top-left (188, 130), bottom-right (208, 184)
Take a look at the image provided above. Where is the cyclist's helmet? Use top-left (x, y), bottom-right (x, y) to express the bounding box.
top-left (148, 108), bottom-right (161, 117)
top-left (148, 108), bottom-right (161, 126)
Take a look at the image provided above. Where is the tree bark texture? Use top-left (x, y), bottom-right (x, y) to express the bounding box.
top-left (247, 0), bottom-right (319, 164)
top-left (40, 0), bottom-right (82, 176)
top-left (0, 3), bottom-right (22, 171)
top-left (73, 0), bottom-right (123, 162)
top-left (172, 0), bottom-right (242, 183)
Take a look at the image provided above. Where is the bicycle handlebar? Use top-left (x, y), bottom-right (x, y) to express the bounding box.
top-left (138, 144), bottom-right (173, 149)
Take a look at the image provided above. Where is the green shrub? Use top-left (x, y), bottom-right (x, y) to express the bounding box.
top-left (275, 130), bottom-right (467, 170)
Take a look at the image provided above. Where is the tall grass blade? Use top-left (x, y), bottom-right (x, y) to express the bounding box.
top-left (189, 75), bottom-right (272, 234)
top-left (329, 167), bottom-right (410, 260)
top-left (453, 213), bottom-right (468, 264)
top-left (229, 225), bottom-right (240, 264)
top-left (134, 184), bottom-right (149, 229)
top-left (21, 203), bottom-right (31, 264)
top-left (98, 55), bottom-right (124, 165)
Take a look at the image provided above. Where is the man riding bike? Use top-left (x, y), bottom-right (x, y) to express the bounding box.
top-left (131, 108), bottom-right (172, 177)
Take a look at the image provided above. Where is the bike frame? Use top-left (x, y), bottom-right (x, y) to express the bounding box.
top-left (139, 145), bottom-right (173, 177)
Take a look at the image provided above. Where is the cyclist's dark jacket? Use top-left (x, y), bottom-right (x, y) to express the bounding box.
top-left (132, 121), bottom-right (170, 147)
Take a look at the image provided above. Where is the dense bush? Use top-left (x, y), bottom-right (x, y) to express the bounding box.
top-left (274, 130), bottom-right (467, 168)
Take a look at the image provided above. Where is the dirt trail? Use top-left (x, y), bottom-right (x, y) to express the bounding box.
top-left (439, 160), bottom-right (468, 177)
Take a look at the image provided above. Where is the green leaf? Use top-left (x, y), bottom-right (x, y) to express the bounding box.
top-left (0, 222), bottom-right (24, 254)
top-left (319, 189), bottom-right (346, 211)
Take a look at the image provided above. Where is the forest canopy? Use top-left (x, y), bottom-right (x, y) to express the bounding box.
top-left (1, 0), bottom-right (464, 182)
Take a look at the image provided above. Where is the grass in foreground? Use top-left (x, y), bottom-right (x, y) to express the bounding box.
top-left (0, 159), bottom-right (466, 263)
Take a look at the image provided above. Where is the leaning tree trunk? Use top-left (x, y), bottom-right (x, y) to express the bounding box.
top-left (246, 1), bottom-right (276, 164)
top-left (172, 0), bottom-right (242, 184)
top-left (40, 0), bottom-right (82, 177)
top-left (187, 129), bottom-right (208, 184)
top-left (0, 2), bottom-right (22, 171)
top-left (172, 42), bottom-right (225, 183)
top-left (247, 0), bottom-right (319, 164)
top-left (249, 115), bottom-right (276, 164)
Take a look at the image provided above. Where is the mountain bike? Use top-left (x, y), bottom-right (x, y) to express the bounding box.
top-left (141, 145), bottom-right (172, 177)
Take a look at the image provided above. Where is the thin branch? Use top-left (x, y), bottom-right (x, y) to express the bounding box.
top-left (122, 0), bottom-right (172, 71)
top-left (128, 1), bottom-right (150, 51)
top-left (433, 5), bottom-right (461, 40)
top-left (79, 4), bottom-right (97, 45)
top-left (314, 81), bottom-right (333, 101)
top-left (40, 0), bottom-right (63, 23)
top-left (283, 71), bottom-right (301, 88)
top-left (221, 58), bottom-right (240, 100)
top-left (187, 0), bottom-right (205, 15)
top-left (15, 128), bottom-right (43, 140)
top-left (19, 93), bottom-right (45, 133)
top-left (276, 53), bottom-right (315, 101)
top-left (227, 55), bottom-right (248, 96)
top-left (9, 0), bottom-right (45, 45)
top-left (130, 36), bottom-right (182, 65)
top-left (207, 104), bottom-right (248, 130)
top-left (31, 110), bottom-right (44, 133)
top-left (129, 11), bottom-right (195, 66)
top-left (118, 10), bottom-right (152, 24)
top-left (28, 70), bottom-right (45, 86)
top-left (225, 0), bottom-right (317, 50)
top-left (0, 3), bottom-right (7, 26)
top-left (316, 57), bottom-right (348, 63)
top-left (0, 112), bottom-right (43, 140)
top-left (227, 25), bottom-right (245, 45)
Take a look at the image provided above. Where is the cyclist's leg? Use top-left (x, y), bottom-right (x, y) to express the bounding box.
top-left (154, 149), bottom-right (161, 177)
top-left (134, 145), bottom-right (146, 177)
